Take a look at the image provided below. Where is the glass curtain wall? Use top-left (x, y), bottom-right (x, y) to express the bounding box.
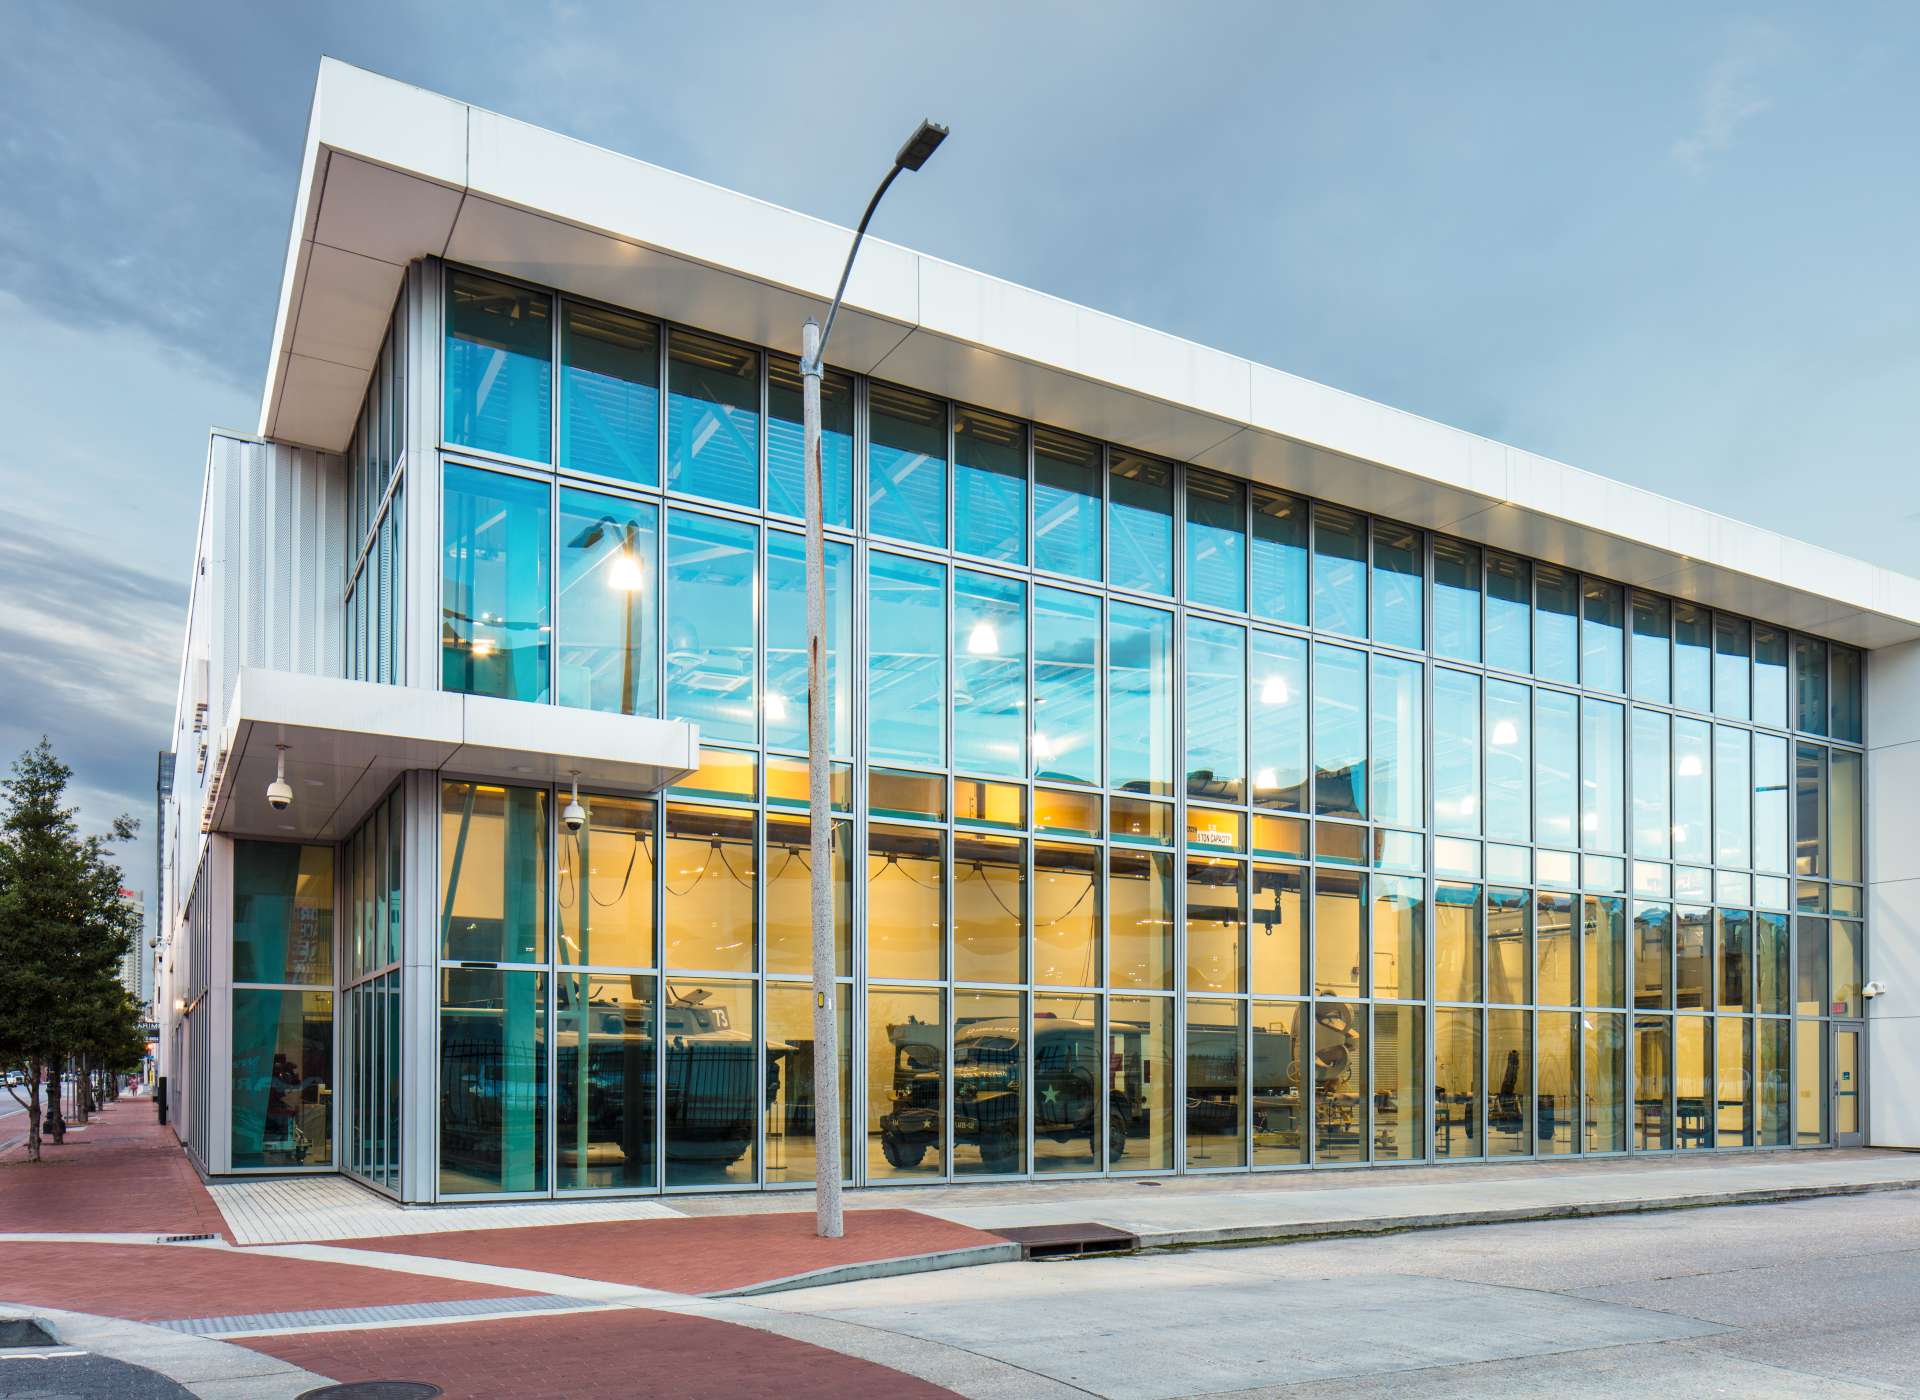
top-left (342, 790), bottom-right (403, 1192)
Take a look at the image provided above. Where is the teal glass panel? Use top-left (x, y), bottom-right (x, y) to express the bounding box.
top-left (557, 973), bottom-right (655, 1191)
top-left (868, 551), bottom-right (948, 768)
top-left (665, 510), bottom-right (757, 744)
top-left (1185, 469), bottom-right (1245, 612)
top-left (1370, 653), bottom-right (1422, 828)
top-left (1534, 689), bottom-right (1578, 848)
top-left (953, 407), bottom-right (1027, 563)
top-left (666, 330), bottom-right (759, 507)
top-left (1756, 911), bottom-right (1790, 1015)
top-left (1185, 618), bottom-right (1245, 803)
top-left (766, 354), bottom-right (852, 526)
top-left (1314, 642), bottom-right (1367, 818)
top-left (1251, 630), bottom-right (1308, 812)
top-left (1581, 580), bottom-right (1624, 693)
top-left (440, 781), bottom-right (549, 963)
top-left (557, 488), bottom-right (658, 717)
top-left (1485, 551), bottom-right (1531, 673)
top-left (1714, 615), bottom-right (1751, 720)
top-left (869, 383), bottom-right (947, 547)
top-left (1630, 591), bottom-right (1670, 703)
top-left (1581, 699), bottom-right (1624, 852)
top-left (765, 531), bottom-right (852, 754)
top-left (1433, 538), bottom-right (1481, 662)
top-left (232, 989), bottom-right (332, 1168)
top-left (1109, 453), bottom-right (1173, 595)
top-left (1533, 565), bottom-right (1578, 683)
top-left (1674, 604), bottom-right (1712, 712)
top-left (233, 842), bottom-right (333, 984)
top-left (954, 568), bottom-right (1027, 776)
top-left (1033, 427), bottom-right (1101, 581)
top-left (1714, 726), bottom-right (1751, 868)
top-left (1795, 635), bottom-right (1828, 735)
top-left (1109, 600), bottom-right (1174, 796)
top-left (1250, 487), bottom-right (1307, 625)
top-left (1830, 747), bottom-right (1861, 884)
top-left (1485, 678), bottom-right (1531, 843)
top-left (1753, 626), bottom-right (1789, 729)
top-left (1754, 733), bottom-right (1789, 874)
top-left (1673, 718), bottom-right (1712, 864)
top-left (1434, 667), bottom-right (1480, 835)
top-left (1632, 708), bottom-right (1671, 860)
top-left (1716, 908), bottom-right (1752, 1012)
top-left (442, 464), bottom-right (550, 703)
top-left (1831, 646), bottom-right (1862, 743)
top-left (439, 968), bottom-right (547, 1195)
top-left (1370, 523), bottom-right (1422, 650)
top-left (1312, 505), bottom-right (1366, 638)
top-left (560, 302), bottom-right (658, 485)
top-left (445, 271), bottom-right (551, 463)
top-left (664, 980), bottom-right (757, 1186)
top-left (1032, 586), bottom-right (1099, 786)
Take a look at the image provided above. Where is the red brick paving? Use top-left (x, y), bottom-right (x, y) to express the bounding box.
top-left (242, 1308), bottom-right (960, 1400)
top-left (0, 1242), bottom-right (530, 1321)
top-left (344, 1207), bottom-right (1004, 1294)
top-left (0, 1094), bottom-right (229, 1238)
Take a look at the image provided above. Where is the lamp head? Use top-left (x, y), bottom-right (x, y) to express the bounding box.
top-left (895, 119), bottom-right (948, 172)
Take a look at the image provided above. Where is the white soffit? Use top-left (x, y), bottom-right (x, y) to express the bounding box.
top-left (259, 58), bottom-right (1920, 649)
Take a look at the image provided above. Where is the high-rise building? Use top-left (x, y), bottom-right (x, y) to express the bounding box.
top-left (155, 60), bottom-right (1911, 1202)
top-left (117, 886), bottom-right (148, 1009)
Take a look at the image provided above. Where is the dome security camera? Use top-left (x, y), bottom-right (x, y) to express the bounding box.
top-left (562, 772), bottom-right (585, 834)
top-left (1864, 979), bottom-right (1888, 999)
top-left (266, 744), bottom-right (293, 812)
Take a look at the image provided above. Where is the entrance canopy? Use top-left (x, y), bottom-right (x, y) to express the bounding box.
top-left (204, 668), bottom-right (699, 841)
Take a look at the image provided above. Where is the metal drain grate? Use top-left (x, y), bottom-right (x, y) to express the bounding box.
top-left (298, 1385), bottom-right (443, 1400)
top-left (158, 1232), bottom-right (220, 1243)
top-left (0, 1318), bottom-right (57, 1348)
top-left (992, 1222), bottom-right (1140, 1259)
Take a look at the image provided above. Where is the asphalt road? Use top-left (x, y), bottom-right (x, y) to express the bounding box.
top-left (749, 1187), bottom-right (1920, 1398)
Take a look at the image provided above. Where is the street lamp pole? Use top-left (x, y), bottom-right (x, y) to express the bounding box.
top-left (801, 118), bottom-right (946, 1238)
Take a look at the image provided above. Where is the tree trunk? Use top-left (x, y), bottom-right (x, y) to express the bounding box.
top-left (25, 1057), bottom-right (42, 1161)
top-left (75, 1058), bottom-right (90, 1123)
top-left (45, 1057), bottom-right (64, 1145)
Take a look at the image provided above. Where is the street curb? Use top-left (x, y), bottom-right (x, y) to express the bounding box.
top-left (706, 1242), bottom-right (1023, 1297)
top-left (1128, 1176), bottom-right (1920, 1250)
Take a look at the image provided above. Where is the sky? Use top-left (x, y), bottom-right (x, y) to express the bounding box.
top-left (1, 2), bottom-right (1915, 916)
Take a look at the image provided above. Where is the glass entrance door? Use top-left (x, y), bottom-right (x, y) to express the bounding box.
top-left (1832, 1023), bottom-right (1864, 1147)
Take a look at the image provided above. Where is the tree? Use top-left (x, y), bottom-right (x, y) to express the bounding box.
top-left (0, 740), bottom-right (140, 1162)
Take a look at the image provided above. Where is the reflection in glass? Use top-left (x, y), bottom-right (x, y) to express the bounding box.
top-left (667, 330), bottom-right (759, 506)
top-left (954, 990), bottom-right (1025, 1175)
top-left (1535, 891), bottom-right (1574, 1006)
top-left (1314, 644), bottom-right (1367, 818)
top-left (1630, 591), bottom-right (1671, 703)
top-left (953, 408), bottom-right (1026, 563)
top-left (1584, 895), bottom-right (1627, 1008)
top-left (1313, 869), bottom-right (1365, 998)
top-left (1110, 602), bottom-right (1174, 796)
top-left (1433, 538), bottom-right (1481, 662)
top-left (1715, 1016), bottom-right (1750, 1146)
top-left (1534, 565), bottom-right (1578, 683)
top-left (557, 974), bottom-right (655, 1190)
top-left (1110, 995), bottom-right (1174, 1169)
top-left (445, 271), bottom-right (551, 462)
top-left (1435, 1007), bottom-right (1482, 1158)
top-left (868, 553), bottom-right (947, 768)
top-left (443, 465), bottom-right (550, 702)
top-left (1715, 908), bottom-right (1751, 1012)
top-left (1754, 911), bottom-right (1790, 1016)
top-left (1676, 906), bottom-right (1710, 1010)
top-left (764, 816), bottom-right (850, 977)
top-left (439, 968), bottom-right (546, 1194)
top-left (1674, 719), bottom-right (1712, 864)
top-left (1486, 551), bottom-right (1531, 673)
top-left (1487, 1009), bottom-right (1532, 1156)
top-left (1754, 734), bottom-right (1789, 875)
top-left (868, 986), bottom-right (945, 1179)
top-left (1312, 505), bottom-right (1366, 637)
top-left (1251, 863), bottom-right (1307, 996)
top-left (1831, 646), bottom-right (1862, 742)
top-left (662, 804), bottom-right (755, 972)
top-left (1372, 874), bottom-right (1423, 1000)
top-left (1631, 708), bottom-right (1671, 859)
top-left (1635, 1014), bottom-right (1672, 1149)
top-left (1033, 993), bottom-right (1103, 1173)
top-left (232, 989), bottom-right (332, 1169)
top-left (869, 384), bottom-right (947, 547)
top-left (765, 532), bottom-right (851, 754)
top-left (1830, 748), bottom-right (1861, 884)
top-left (1714, 727), bottom-right (1751, 868)
top-left (765, 983), bottom-right (850, 1184)
top-left (558, 489), bottom-right (657, 716)
top-left (868, 824), bottom-right (945, 981)
top-left (1634, 902), bottom-right (1672, 1008)
top-left (1534, 689), bottom-right (1577, 849)
top-left (1251, 631), bottom-right (1308, 811)
top-left (954, 833), bottom-right (1025, 984)
top-left (1585, 1012), bottom-right (1627, 1152)
top-left (766, 354), bottom-right (852, 525)
top-left (1674, 604), bottom-right (1711, 712)
top-left (441, 782), bottom-right (548, 963)
top-left (1794, 1019), bottom-right (1826, 1144)
top-left (1714, 615), bottom-right (1751, 720)
top-left (1537, 1011), bottom-right (1577, 1153)
top-left (561, 302), bottom-right (658, 484)
top-left (1185, 619), bottom-right (1245, 802)
top-left (234, 842), bottom-right (334, 985)
top-left (1795, 742), bottom-right (1826, 877)
top-left (1581, 699), bottom-right (1624, 851)
top-left (1108, 453), bottom-right (1173, 595)
top-left (1675, 1015), bottom-right (1710, 1149)
top-left (1753, 625), bottom-right (1789, 728)
top-left (665, 511), bottom-right (757, 743)
top-left (1795, 635), bottom-right (1829, 736)
top-left (1582, 579), bottom-right (1624, 691)
top-left (1033, 587), bottom-right (1100, 785)
top-left (1034, 842), bottom-right (1100, 987)
top-left (1251, 487), bottom-right (1307, 625)
top-left (1252, 1001), bottom-right (1309, 1165)
top-left (558, 795), bottom-right (654, 968)
top-left (1186, 469), bottom-right (1246, 612)
top-left (1434, 669), bottom-right (1480, 835)
top-left (1435, 882), bottom-right (1481, 1003)
top-left (1831, 920), bottom-right (1862, 1017)
top-left (1033, 427), bottom-right (1101, 580)
top-left (1757, 1017), bottom-right (1791, 1147)
top-left (1488, 886), bottom-right (1530, 1004)
top-left (954, 569), bottom-right (1027, 778)
top-left (1370, 655), bottom-right (1422, 828)
top-left (1314, 1000), bottom-right (1367, 1162)
top-left (1374, 1004), bottom-right (1423, 1160)
top-left (1186, 998), bottom-right (1245, 1167)
top-left (1486, 679), bottom-right (1531, 843)
top-left (1371, 523), bottom-right (1422, 650)
top-left (1185, 857), bottom-right (1245, 993)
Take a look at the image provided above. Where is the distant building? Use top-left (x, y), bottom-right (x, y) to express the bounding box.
top-left (117, 886), bottom-right (148, 1009)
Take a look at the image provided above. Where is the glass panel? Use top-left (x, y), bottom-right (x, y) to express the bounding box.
top-left (1795, 635), bottom-right (1829, 735)
top-left (1675, 905), bottom-right (1710, 1010)
top-left (1433, 669), bottom-right (1479, 835)
top-left (1487, 1009), bottom-right (1532, 1155)
top-left (445, 271), bottom-right (551, 462)
top-left (1831, 646), bottom-right (1862, 743)
top-left (1108, 452), bottom-right (1173, 595)
top-left (1433, 538), bottom-right (1481, 662)
top-left (1485, 679), bottom-right (1530, 843)
top-left (1674, 604), bottom-right (1712, 712)
top-left (1033, 993), bottom-right (1103, 1173)
top-left (665, 510), bottom-right (757, 743)
top-left (1583, 895), bottom-right (1627, 1008)
top-left (660, 979), bottom-right (756, 1186)
top-left (867, 987), bottom-right (946, 1182)
top-left (1370, 523), bottom-right (1422, 650)
top-left (1434, 1007), bottom-right (1481, 1158)
top-left (1581, 579), bottom-right (1624, 692)
top-left (1109, 601), bottom-right (1174, 796)
top-left (1536, 1009), bottom-right (1578, 1154)
top-left (558, 488), bottom-right (657, 716)
top-left (1251, 631), bottom-right (1308, 812)
top-left (1754, 734), bottom-right (1790, 875)
top-left (1372, 874), bottom-right (1424, 1001)
top-left (1534, 891), bottom-right (1574, 1006)
top-left (1184, 856), bottom-right (1245, 993)
top-left (867, 824), bottom-right (944, 982)
top-left (868, 553), bottom-right (947, 768)
top-left (1487, 886), bottom-right (1530, 1004)
top-left (1831, 921), bottom-right (1862, 1017)
top-left (1715, 909), bottom-right (1751, 1013)
top-left (1110, 994), bottom-right (1174, 1169)
top-left (1752, 625), bottom-right (1789, 729)
top-left (1534, 689), bottom-right (1578, 849)
top-left (952, 990), bottom-right (1025, 1175)
top-left (1034, 842), bottom-right (1100, 987)
top-left (1712, 727), bottom-right (1751, 868)
top-left (1756, 1017), bottom-right (1790, 1147)
top-left (954, 779), bottom-right (1023, 830)
top-left (231, 989), bottom-right (331, 1168)
top-left (233, 842), bottom-right (333, 985)
top-left (1031, 586), bottom-right (1100, 787)
top-left (1631, 708), bottom-right (1671, 860)
top-left (1581, 699), bottom-right (1624, 852)
top-left (1373, 1004), bottom-right (1423, 1161)
top-left (1674, 1015), bottom-right (1710, 1149)
top-left (1534, 565), bottom-right (1578, 683)
top-left (556, 973), bottom-right (656, 1190)
top-left (1715, 1016), bottom-right (1751, 1146)
top-left (440, 782), bottom-right (547, 963)
top-left (1634, 1014), bottom-right (1672, 1149)
top-left (1250, 487), bottom-right (1307, 625)
top-left (1435, 882), bottom-right (1482, 1003)
top-left (765, 815), bottom-right (851, 978)
top-left (1186, 998), bottom-right (1246, 1168)
top-left (1795, 742), bottom-right (1827, 877)
top-left (952, 407), bottom-right (1026, 563)
top-left (1634, 902), bottom-right (1673, 1009)
top-left (1830, 748), bottom-right (1862, 884)
top-left (1314, 643), bottom-right (1367, 819)
top-left (661, 804), bottom-right (754, 973)
top-left (868, 383), bottom-right (947, 547)
top-left (442, 465), bottom-right (550, 702)
top-left (1035, 786), bottom-right (1101, 839)
top-left (1369, 654), bottom-right (1422, 829)
top-left (1795, 1019), bottom-right (1827, 1143)
top-left (1311, 505), bottom-right (1366, 637)
top-left (766, 354), bottom-right (852, 526)
top-left (1674, 719), bottom-right (1712, 865)
top-left (558, 794), bottom-right (654, 969)
top-left (561, 302), bottom-right (658, 485)
top-left (953, 569), bottom-right (1026, 778)
top-left (1032, 427), bottom-right (1101, 581)
top-left (953, 834), bottom-right (1025, 984)
top-left (1250, 1001), bottom-right (1308, 1166)
top-left (1185, 468), bottom-right (1246, 612)
top-left (1313, 869), bottom-right (1365, 999)
top-left (1755, 911), bottom-right (1790, 1016)
top-left (1250, 862), bottom-right (1307, 996)
top-left (1312, 999), bottom-right (1366, 1162)
top-left (1834, 1027), bottom-right (1860, 1137)
top-left (1485, 552), bottom-right (1530, 673)
top-left (870, 767), bottom-right (946, 820)
top-left (1583, 1011), bottom-right (1627, 1152)
top-left (765, 982), bottom-right (850, 1184)
top-left (765, 532), bottom-right (851, 755)
top-left (1110, 796), bottom-right (1173, 847)
top-left (1185, 619), bottom-right (1245, 803)
top-left (1714, 615), bottom-right (1751, 720)
top-left (666, 330), bottom-right (758, 507)
top-left (439, 968), bottom-right (546, 1194)
top-left (1629, 591), bottom-right (1671, 704)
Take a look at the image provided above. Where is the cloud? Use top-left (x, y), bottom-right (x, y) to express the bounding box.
top-left (1672, 23), bottom-right (1784, 172)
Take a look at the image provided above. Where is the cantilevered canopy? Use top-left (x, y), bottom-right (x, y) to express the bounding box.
top-left (262, 59), bottom-right (1920, 649)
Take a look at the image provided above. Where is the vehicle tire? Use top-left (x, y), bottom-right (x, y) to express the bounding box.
top-left (882, 1134), bottom-right (926, 1170)
top-left (1106, 1108), bottom-right (1128, 1163)
top-left (982, 1127), bottom-right (1020, 1174)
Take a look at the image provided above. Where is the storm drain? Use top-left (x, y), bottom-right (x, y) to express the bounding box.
top-left (992, 1222), bottom-right (1140, 1259)
top-left (159, 1293), bottom-right (603, 1337)
top-left (298, 1384), bottom-right (443, 1400)
top-left (0, 1318), bottom-right (57, 1348)
top-left (157, 1232), bottom-right (220, 1244)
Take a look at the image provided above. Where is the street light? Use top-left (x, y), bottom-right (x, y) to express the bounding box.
top-left (800, 117), bottom-right (947, 1239)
